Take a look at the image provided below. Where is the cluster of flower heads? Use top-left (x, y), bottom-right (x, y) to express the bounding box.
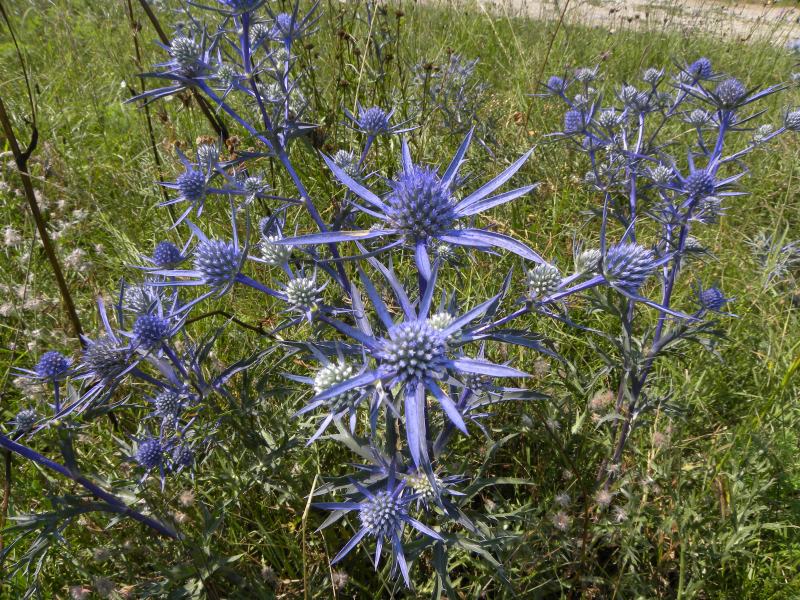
top-left (5, 0), bottom-right (799, 590)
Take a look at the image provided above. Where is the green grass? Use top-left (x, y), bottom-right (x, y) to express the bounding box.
top-left (1, 0), bottom-right (800, 597)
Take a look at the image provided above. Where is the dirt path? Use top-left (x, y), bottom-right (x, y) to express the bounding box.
top-left (460, 0), bottom-right (800, 45)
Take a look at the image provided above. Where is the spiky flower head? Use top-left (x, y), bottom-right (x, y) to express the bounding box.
top-left (243, 176), bottom-right (265, 199)
top-left (576, 248), bottom-right (602, 273)
top-left (379, 321), bottom-right (447, 383)
top-left (271, 13), bottom-right (300, 42)
top-left (124, 284), bottom-right (159, 315)
top-left (688, 57), bottom-right (713, 80)
top-left (642, 67), bottom-right (663, 85)
top-left (563, 109), bottom-right (586, 133)
top-left (83, 336), bottom-right (128, 382)
top-left (332, 150), bottom-right (360, 178)
top-left (285, 277), bottom-right (319, 310)
top-left (603, 243), bottom-right (657, 293)
top-left (715, 78), bottom-right (746, 107)
top-left (686, 109), bottom-right (711, 126)
top-left (619, 85), bottom-right (639, 104)
top-left (684, 169), bottom-right (716, 198)
top-left (527, 264), bottom-right (561, 298)
top-left (597, 109), bottom-right (621, 128)
top-left (172, 444), bottom-right (194, 469)
top-left (357, 106), bottom-right (391, 136)
top-left (169, 36), bottom-right (201, 75)
top-left (132, 314), bottom-right (170, 349)
top-left (406, 470), bottom-right (441, 506)
top-left (261, 236), bottom-right (292, 266)
top-left (177, 168), bottom-right (206, 202)
top-left (649, 164), bottom-right (674, 185)
top-left (359, 490), bottom-right (405, 539)
top-left (698, 286), bottom-right (729, 312)
top-left (784, 109), bottom-right (800, 131)
top-left (574, 66), bottom-right (598, 83)
top-left (196, 143), bottom-right (219, 166)
top-left (194, 239), bottom-right (242, 289)
top-left (428, 311), bottom-right (455, 332)
top-left (216, 63), bottom-right (238, 88)
top-left (313, 362), bottom-right (360, 411)
top-left (753, 124), bottom-right (774, 144)
top-left (135, 438), bottom-right (164, 470)
top-left (35, 351), bottom-right (70, 381)
top-left (153, 241), bottom-right (184, 268)
top-left (386, 166), bottom-right (456, 240)
top-left (153, 389), bottom-right (182, 419)
top-left (14, 408), bottom-right (38, 432)
top-left (546, 75), bottom-right (566, 93)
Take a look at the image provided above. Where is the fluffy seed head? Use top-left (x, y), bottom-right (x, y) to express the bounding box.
top-left (784, 110), bottom-right (800, 131)
top-left (14, 408), bottom-right (37, 431)
top-left (35, 351), bottom-right (70, 380)
top-left (386, 166), bottom-right (456, 240)
top-left (314, 362), bottom-right (360, 411)
top-left (285, 277), bottom-right (319, 310)
top-left (360, 490), bottom-right (404, 538)
top-left (194, 239), bottom-right (242, 289)
top-left (153, 390), bottom-right (182, 419)
top-left (552, 511), bottom-right (571, 531)
top-left (136, 438), bottom-right (163, 469)
top-left (133, 314), bottom-right (170, 348)
top-left (260, 236), bottom-right (292, 266)
top-left (603, 243), bottom-right (658, 293)
top-left (684, 169), bottom-right (716, 198)
top-left (358, 106), bottom-right (391, 136)
top-left (380, 321), bottom-right (447, 383)
top-left (555, 492), bottom-right (571, 507)
top-left (169, 36), bottom-right (201, 75)
top-left (527, 264), bottom-right (561, 298)
top-left (177, 168), bottom-right (206, 202)
top-left (153, 241), bottom-right (183, 267)
top-left (715, 78), bottom-right (746, 107)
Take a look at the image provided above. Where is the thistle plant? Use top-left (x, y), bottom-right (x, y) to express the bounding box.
top-left (2, 0), bottom-right (797, 595)
top-left (539, 60), bottom-right (795, 483)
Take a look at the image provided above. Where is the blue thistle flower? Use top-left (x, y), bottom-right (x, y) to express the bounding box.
top-left (715, 78), bottom-right (747, 107)
top-left (82, 336), bottom-right (130, 383)
top-left (195, 239), bottom-right (243, 289)
top-left (278, 130), bottom-right (542, 273)
top-left (13, 408), bottom-right (38, 433)
top-left (136, 437), bottom-right (164, 470)
top-left (152, 241), bottom-right (184, 268)
top-left (132, 314), bottom-right (171, 349)
top-left (526, 264), bottom-right (561, 298)
top-left (698, 285), bottom-right (732, 312)
top-left (784, 109), bottom-right (800, 131)
top-left (33, 351), bottom-right (71, 382)
top-left (563, 109), bottom-right (586, 133)
top-left (344, 103), bottom-right (414, 137)
top-left (151, 389), bottom-right (183, 421)
top-left (546, 75), bottom-right (567, 94)
top-left (688, 57), bottom-right (713, 80)
top-left (306, 260), bottom-right (530, 468)
top-left (171, 444), bottom-right (194, 472)
top-left (684, 169), bottom-right (716, 198)
top-left (169, 36), bottom-right (202, 76)
top-left (315, 475), bottom-right (442, 587)
top-left (603, 243), bottom-right (659, 293)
